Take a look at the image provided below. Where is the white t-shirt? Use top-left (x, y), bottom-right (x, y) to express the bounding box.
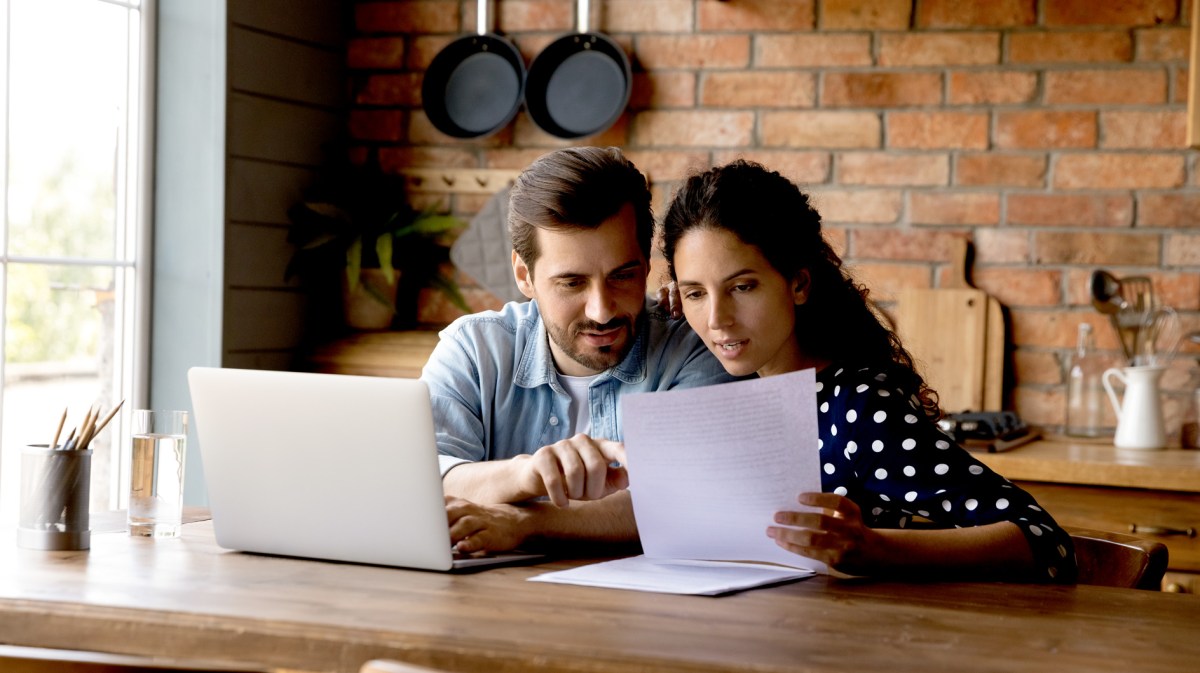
top-left (558, 373), bottom-right (600, 436)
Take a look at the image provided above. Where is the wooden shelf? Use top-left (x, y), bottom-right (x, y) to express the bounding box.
top-left (305, 330), bottom-right (441, 379)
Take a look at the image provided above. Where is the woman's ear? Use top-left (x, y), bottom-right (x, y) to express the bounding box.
top-left (792, 269), bottom-right (812, 306)
top-left (512, 250), bottom-right (536, 299)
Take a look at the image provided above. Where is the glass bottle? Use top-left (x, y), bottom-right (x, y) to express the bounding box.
top-left (1066, 323), bottom-right (1108, 437)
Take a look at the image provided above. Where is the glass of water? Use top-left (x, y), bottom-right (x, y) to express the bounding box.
top-left (128, 409), bottom-right (188, 538)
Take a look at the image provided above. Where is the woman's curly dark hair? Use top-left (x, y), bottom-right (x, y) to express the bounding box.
top-left (661, 159), bottom-right (940, 421)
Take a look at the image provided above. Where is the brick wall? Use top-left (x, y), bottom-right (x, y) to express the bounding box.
top-left (348, 0), bottom-right (1199, 433)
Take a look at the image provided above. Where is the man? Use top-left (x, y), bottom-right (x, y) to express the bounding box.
top-left (420, 146), bottom-right (735, 553)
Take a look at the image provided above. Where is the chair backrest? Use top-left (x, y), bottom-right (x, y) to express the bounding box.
top-left (1068, 527), bottom-right (1169, 590)
top-left (0, 645), bottom-right (269, 673)
top-left (359, 660), bottom-right (450, 673)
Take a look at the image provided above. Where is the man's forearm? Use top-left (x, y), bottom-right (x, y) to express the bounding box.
top-left (516, 490), bottom-right (638, 544)
top-left (442, 457), bottom-right (536, 504)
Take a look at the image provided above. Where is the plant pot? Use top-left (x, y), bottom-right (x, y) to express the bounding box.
top-left (342, 268), bottom-right (400, 331)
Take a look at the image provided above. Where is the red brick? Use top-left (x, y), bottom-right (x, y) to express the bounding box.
top-left (347, 37), bottom-right (405, 70)
top-left (761, 111), bottom-right (881, 149)
top-left (824, 226), bottom-right (849, 258)
top-left (1010, 309), bottom-right (1118, 350)
top-left (602, 0), bottom-right (693, 33)
top-left (850, 229), bottom-right (971, 261)
top-left (973, 229), bottom-right (1032, 263)
top-left (887, 111), bottom-right (989, 149)
top-left (702, 72), bottom-right (816, 108)
top-left (348, 109), bottom-right (405, 141)
top-left (630, 72), bottom-right (696, 110)
top-left (1101, 110), bottom-right (1188, 148)
top-left (408, 110), bottom-right (515, 145)
top-left (513, 113), bottom-right (629, 147)
top-left (910, 192), bottom-right (1001, 225)
top-left (756, 34), bottom-right (873, 67)
top-left (1165, 234), bottom-right (1200, 265)
top-left (621, 150), bottom-right (709, 182)
top-left (947, 71), bottom-right (1038, 104)
top-left (878, 33), bottom-right (1001, 66)
top-left (1177, 69), bottom-right (1190, 103)
top-left (1138, 193), bottom-right (1200, 227)
top-left (1013, 350), bottom-right (1067, 386)
top-left (418, 286), bottom-right (505, 324)
top-left (821, 0), bottom-right (912, 29)
top-left (407, 36), bottom-right (455, 70)
top-left (843, 263), bottom-right (931, 303)
top-left (995, 110), bottom-right (1098, 149)
top-left (1013, 386), bottom-right (1067, 427)
top-left (635, 35), bottom-right (751, 69)
top-left (475, 0), bottom-right (572, 32)
top-left (973, 268), bottom-right (1063, 307)
top-left (631, 111), bottom-right (754, 147)
top-left (356, 73), bottom-right (423, 106)
top-left (1053, 153), bottom-right (1185, 189)
top-left (1135, 28), bottom-right (1192, 60)
top-left (823, 73), bottom-right (943, 107)
top-left (838, 153), bottom-right (950, 187)
top-left (955, 154), bottom-right (1046, 187)
top-left (1008, 31), bottom-right (1132, 64)
top-left (1033, 232), bottom-right (1160, 265)
top-left (711, 150), bottom-right (832, 184)
top-left (1043, 0), bottom-right (1178, 26)
top-left (379, 145), bottom-right (479, 172)
top-left (1007, 193), bottom-right (1133, 227)
top-left (511, 34), bottom-right (562, 63)
top-left (917, 0), bottom-right (1037, 27)
top-left (1044, 69), bottom-right (1168, 104)
top-left (481, 148), bottom-right (549, 169)
top-left (697, 0), bottom-right (814, 31)
top-left (356, 1), bottom-right (460, 33)
top-left (810, 189), bottom-right (903, 224)
top-left (1153, 272), bottom-right (1200, 310)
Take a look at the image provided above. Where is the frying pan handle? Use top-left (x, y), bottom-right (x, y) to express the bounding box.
top-left (578, 0), bottom-right (590, 33)
top-left (477, 0), bottom-right (488, 36)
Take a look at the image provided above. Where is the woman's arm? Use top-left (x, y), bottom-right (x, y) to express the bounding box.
top-left (770, 492), bottom-right (1036, 580)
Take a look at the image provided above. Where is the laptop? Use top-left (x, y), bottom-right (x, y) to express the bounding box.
top-left (187, 367), bottom-right (544, 571)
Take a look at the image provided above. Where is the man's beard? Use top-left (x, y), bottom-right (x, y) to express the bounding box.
top-left (546, 317), bottom-right (635, 373)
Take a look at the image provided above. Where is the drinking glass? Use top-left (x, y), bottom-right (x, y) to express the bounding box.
top-left (128, 409), bottom-right (188, 537)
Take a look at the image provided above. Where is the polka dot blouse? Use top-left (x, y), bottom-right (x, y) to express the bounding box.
top-left (816, 363), bottom-right (1077, 583)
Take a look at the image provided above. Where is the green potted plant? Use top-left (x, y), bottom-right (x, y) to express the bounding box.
top-left (286, 162), bottom-right (469, 331)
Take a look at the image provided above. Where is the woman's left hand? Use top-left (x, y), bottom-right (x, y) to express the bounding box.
top-left (767, 492), bottom-right (881, 574)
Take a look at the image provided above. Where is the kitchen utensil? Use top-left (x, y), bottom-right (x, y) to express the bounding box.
top-left (524, 0), bottom-right (631, 139)
top-left (1120, 275), bottom-right (1155, 314)
top-left (1132, 306), bottom-right (1180, 366)
top-left (421, 0), bottom-right (526, 139)
top-left (1090, 270), bottom-right (1127, 314)
top-left (895, 239), bottom-right (1004, 413)
top-left (1103, 364), bottom-right (1167, 450)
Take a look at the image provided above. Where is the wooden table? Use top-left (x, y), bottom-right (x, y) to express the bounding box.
top-left (305, 330), bottom-right (441, 379)
top-left (2, 521), bottom-right (1200, 673)
top-left (974, 437), bottom-right (1200, 592)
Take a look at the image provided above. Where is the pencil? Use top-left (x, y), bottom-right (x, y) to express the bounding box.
top-left (85, 400), bottom-right (125, 449)
top-left (50, 407), bottom-right (68, 450)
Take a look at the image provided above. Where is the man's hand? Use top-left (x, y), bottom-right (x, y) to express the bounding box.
top-left (446, 496), bottom-right (530, 554)
top-left (514, 435), bottom-right (628, 508)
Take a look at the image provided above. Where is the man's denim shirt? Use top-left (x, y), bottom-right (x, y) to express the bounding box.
top-left (421, 299), bottom-right (737, 475)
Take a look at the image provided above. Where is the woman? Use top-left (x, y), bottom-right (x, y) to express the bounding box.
top-left (662, 160), bottom-right (1076, 582)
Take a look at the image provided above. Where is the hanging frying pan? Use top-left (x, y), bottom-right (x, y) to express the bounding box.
top-left (422, 0), bottom-right (525, 139)
top-left (524, 0), bottom-right (631, 139)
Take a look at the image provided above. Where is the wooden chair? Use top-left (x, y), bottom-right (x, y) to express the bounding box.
top-left (0, 645), bottom-right (270, 673)
top-left (359, 660), bottom-right (450, 673)
top-left (1068, 527), bottom-right (1169, 590)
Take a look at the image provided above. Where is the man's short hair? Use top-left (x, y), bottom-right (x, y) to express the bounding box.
top-left (508, 146), bottom-right (653, 275)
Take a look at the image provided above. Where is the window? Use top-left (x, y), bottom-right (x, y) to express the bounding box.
top-left (0, 0), bottom-right (148, 520)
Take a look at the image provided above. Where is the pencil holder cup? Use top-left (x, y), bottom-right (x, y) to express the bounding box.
top-left (17, 444), bottom-right (92, 550)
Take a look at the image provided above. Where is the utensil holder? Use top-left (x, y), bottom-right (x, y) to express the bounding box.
top-left (17, 444), bottom-right (92, 550)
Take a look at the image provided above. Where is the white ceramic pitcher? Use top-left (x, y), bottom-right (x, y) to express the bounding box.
top-left (1102, 365), bottom-right (1167, 450)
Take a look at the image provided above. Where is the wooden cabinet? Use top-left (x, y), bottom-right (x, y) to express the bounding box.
top-left (976, 438), bottom-right (1200, 592)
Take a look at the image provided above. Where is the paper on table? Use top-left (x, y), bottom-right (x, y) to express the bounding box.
top-left (527, 556), bottom-right (813, 596)
top-left (529, 369), bottom-right (823, 594)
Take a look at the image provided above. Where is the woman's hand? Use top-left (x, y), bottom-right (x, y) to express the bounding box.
top-left (767, 492), bottom-right (882, 574)
top-left (652, 281), bottom-right (682, 319)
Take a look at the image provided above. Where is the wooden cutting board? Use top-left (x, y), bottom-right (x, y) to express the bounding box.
top-left (894, 239), bottom-right (1004, 414)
